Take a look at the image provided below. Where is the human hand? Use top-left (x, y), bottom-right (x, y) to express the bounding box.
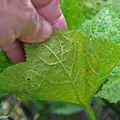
top-left (1, 0), bottom-right (67, 63)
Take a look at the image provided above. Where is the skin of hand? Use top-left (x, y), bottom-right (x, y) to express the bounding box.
top-left (1, 0), bottom-right (67, 63)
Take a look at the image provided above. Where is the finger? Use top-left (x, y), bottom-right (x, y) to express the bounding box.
top-left (2, 41), bottom-right (26, 64)
top-left (31, 0), bottom-right (67, 30)
top-left (20, 14), bottom-right (53, 43)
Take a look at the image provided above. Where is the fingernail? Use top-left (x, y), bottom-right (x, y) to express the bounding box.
top-left (51, 14), bottom-right (67, 30)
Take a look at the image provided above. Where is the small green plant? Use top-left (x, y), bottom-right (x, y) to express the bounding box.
top-left (1, 0), bottom-right (120, 119)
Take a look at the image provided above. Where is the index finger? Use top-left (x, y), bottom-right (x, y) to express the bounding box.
top-left (31, 0), bottom-right (67, 30)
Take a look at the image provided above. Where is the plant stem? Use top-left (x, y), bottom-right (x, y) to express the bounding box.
top-left (86, 105), bottom-right (96, 120)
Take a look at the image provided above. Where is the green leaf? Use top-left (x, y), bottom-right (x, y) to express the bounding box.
top-left (0, 29), bottom-right (120, 120)
top-left (61, 0), bottom-right (85, 29)
top-left (79, 0), bottom-right (120, 19)
top-left (97, 61), bottom-right (120, 103)
top-left (81, 7), bottom-right (120, 42)
top-left (0, 50), bottom-right (12, 73)
top-left (80, 6), bottom-right (120, 115)
top-left (81, 7), bottom-right (120, 104)
top-left (111, 0), bottom-right (120, 10)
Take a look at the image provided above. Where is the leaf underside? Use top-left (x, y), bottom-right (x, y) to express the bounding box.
top-left (0, 30), bottom-right (120, 108)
